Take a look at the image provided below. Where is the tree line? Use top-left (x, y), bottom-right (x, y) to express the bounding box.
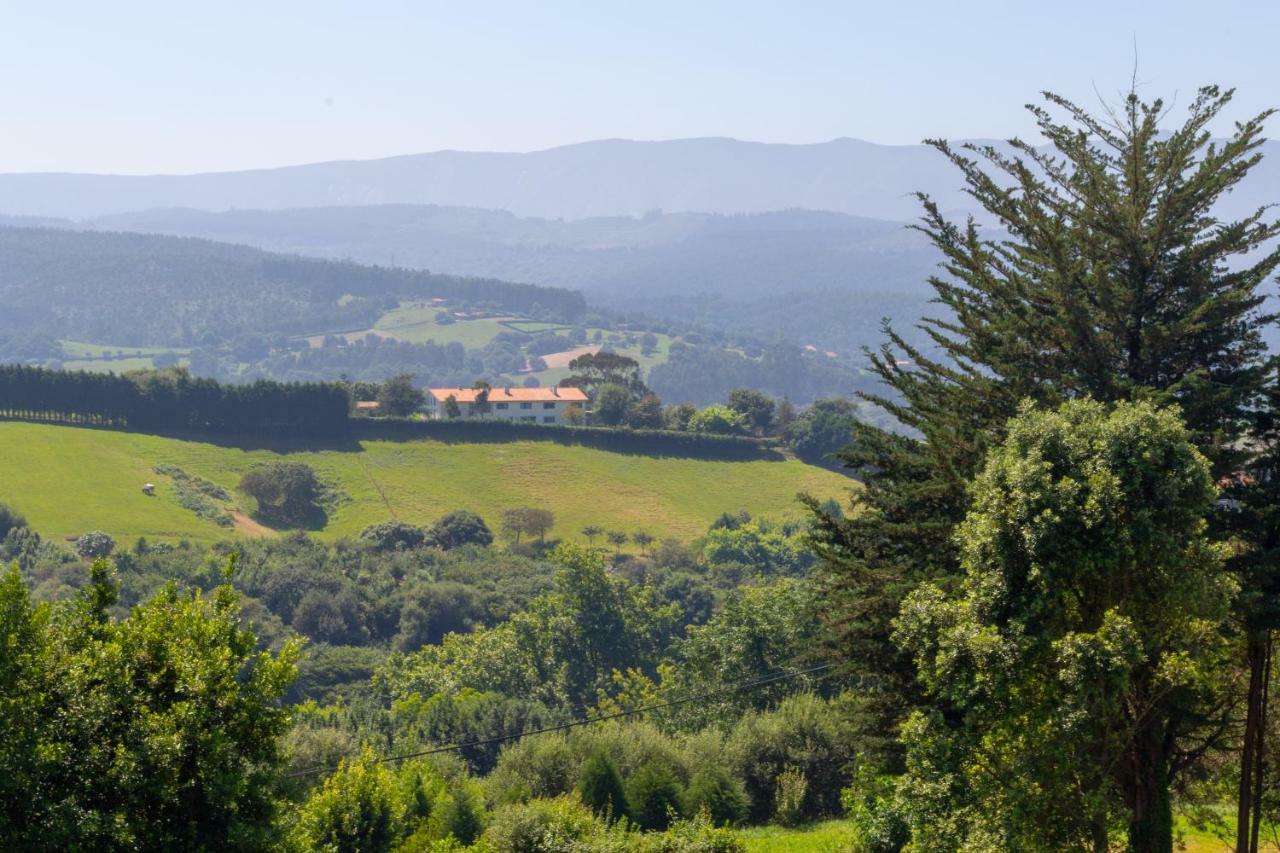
top-left (0, 364), bottom-right (350, 435)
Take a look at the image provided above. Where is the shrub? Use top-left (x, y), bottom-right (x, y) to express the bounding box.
top-left (0, 502), bottom-right (28, 540)
top-left (483, 795), bottom-right (602, 852)
top-left (430, 510), bottom-right (495, 550)
top-left (578, 751), bottom-right (628, 821)
top-left (294, 752), bottom-right (402, 853)
top-left (683, 766), bottom-right (748, 828)
top-left (426, 782), bottom-right (485, 845)
top-left (687, 406), bottom-right (746, 435)
top-left (624, 812), bottom-right (745, 853)
top-left (361, 521), bottom-right (430, 552)
top-left (239, 461), bottom-right (322, 527)
top-left (725, 694), bottom-right (856, 823)
top-left (625, 762), bottom-right (684, 831)
top-left (771, 767), bottom-right (808, 827)
top-left (75, 531), bottom-right (116, 559)
top-left (841, 763), bottom-right (909, 853)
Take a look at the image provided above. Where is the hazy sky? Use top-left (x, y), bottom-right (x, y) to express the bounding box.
top-left (3, 0), bottom-right (1278, 174)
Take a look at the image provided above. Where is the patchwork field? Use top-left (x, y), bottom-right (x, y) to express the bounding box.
top-left (0, 421), bottom-right (854, 546)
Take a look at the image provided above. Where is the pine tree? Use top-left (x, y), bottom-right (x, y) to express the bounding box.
top-left (810, 84), bottom-right (1280, 776)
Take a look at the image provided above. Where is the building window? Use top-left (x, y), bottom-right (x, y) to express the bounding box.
top-left (543, 415), bottom-right (556, 423)
top-left (495, 402), bottom-right (509, 410)
top-left (522, 416), bottom-right (536, 422)
top-left (520, 402), bottom-right (533, 410)
top-left (542, 402), bottom-right (556, 409)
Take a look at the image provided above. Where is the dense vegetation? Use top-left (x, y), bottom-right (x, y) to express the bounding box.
top-left (0, 225), bottom-right (586, 347)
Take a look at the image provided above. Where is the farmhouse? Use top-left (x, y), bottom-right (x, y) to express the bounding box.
top-left (424, 386), bottom-right (588, 424)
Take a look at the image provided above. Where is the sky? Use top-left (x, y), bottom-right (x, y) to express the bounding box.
top-left (2, 0), bottom-right (1278, 174)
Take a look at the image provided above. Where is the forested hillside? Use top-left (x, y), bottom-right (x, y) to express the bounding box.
top-left (0, 226), bottom-right (585, 346)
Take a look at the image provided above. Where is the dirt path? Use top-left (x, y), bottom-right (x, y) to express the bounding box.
top-left (229, 510), bottom-right (276, 537)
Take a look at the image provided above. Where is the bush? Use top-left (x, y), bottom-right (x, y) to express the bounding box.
top-left (771, 767), bottom-right (808, 827)
top-left (841, 763), bottom-right (909, 853)
top-left (294, 753), bottom-right (402, 853)
top-left (578, 751), bottom-right (628, 821)
top-left (725, 694), bottom-right (856, 824)
top-left (430, 510), bottom-right (495, 550)
top-left (240, 461), bottom-right (322, 527)
top-left (625, 762), bottom-right (684, 831)
top-left (426, 782), bottom-right (485, 845)
top-left (361, 521), bottom-right (430, 552)
top-left (483, 795), bottom-right (602, 852)
top-left (683, 767), bottom-right (748, 828)
top-left (687, 406), bottom-right (746, 435)
top-left (75, 530), bottom-right (116, 559)
top-left (0, 502), bottom-right (28, 540)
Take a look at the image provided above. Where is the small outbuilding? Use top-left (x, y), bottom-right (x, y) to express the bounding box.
top-left (142, 483), bottom-right (156, 496)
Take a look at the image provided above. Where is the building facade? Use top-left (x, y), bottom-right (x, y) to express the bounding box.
top-left (425, 386), bottom-right (588, 424)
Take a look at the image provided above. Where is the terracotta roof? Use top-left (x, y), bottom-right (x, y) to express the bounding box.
top-left (355, 400), bottom-right (380, 409)
top-left (428, 386), bottom-right (589, 403)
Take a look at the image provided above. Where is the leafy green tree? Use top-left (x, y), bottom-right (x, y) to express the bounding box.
top-left (663, 403), bottom-right (697, 431)
top-left (0, 503), bottom-right (26, 541)
top-left (578, 751), bottom-right (629, 820)
top-left (785, 398), bottom-right (857, 464)
top-left (688, 405), bottom-right (746, 435)
top-left (606, 530), bottom-right (629, 554)
top-left (726, 388), bottom-right (775, 435)
top-left (593, 384), bottom-right (633, 426)
top-left (626, 761), bottom-right (684, 830)
top-left (377, 373), bottom-right (425, 417)
top-left (429, 510), bottom-right (494, 550)
top-left (359, 520), bottom-right (428, 551)
top-left (893, 400), bottom-right (1234, 851)
top-left (240, 461), bottom-right (322, 527)
top-left (74, 530), bottom-right (115, 558)
top-left (632, 530), bottom-right (655, 555)
top-left (809, 85), bottom-right (1280, 781)
top-left (444, 394), bottom-right (462, 418)
top-left (683, 766), bottom-right (749, 828)
top-left (628, 392), bottom-right (665, 429)
top-left (293, 751), bottom-right (402, 853)
top-left (0, 559), bottom-right (299, 850)
top-left (581, 525), bottom-right (603, 545)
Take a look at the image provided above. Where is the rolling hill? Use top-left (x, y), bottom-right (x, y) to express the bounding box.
top-left (0, 421), bottom-right (854, 545)
top-left (5, 136), bottom-right (1275, 223)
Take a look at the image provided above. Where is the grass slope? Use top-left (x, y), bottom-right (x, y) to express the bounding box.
top-left (0, 421), bottom-right (853, 545)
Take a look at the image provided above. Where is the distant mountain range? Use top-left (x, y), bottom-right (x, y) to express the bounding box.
top-left (7, 136), bottom-right (1273, 223)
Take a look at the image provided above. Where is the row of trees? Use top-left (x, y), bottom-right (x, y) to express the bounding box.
top-left (811, 86), bottom-right (1280, 851)
top-left (0, 365), bottom-right (351, 434)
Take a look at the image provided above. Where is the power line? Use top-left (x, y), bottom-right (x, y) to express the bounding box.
top-left (288, 662), bottom-right (837, 779)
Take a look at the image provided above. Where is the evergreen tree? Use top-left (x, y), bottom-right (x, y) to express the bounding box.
top-left (809, 86), bottom-right (1280, 776)
top-left (578, 751), bottom-right (628, 821)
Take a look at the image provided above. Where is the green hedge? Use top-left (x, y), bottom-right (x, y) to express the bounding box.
top-left (357, 418), bottom-right (781, 460)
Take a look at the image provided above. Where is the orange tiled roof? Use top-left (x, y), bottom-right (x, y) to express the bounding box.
top-left (428, 386), bottom-right (589, 403)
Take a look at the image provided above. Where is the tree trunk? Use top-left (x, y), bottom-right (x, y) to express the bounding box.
top-left (1249, 633), bottom-right (1272, 853)
top-left (1128, 724), bottom-right (1173, 853)
top-left (1238, 629), bottom-right (1269, 853)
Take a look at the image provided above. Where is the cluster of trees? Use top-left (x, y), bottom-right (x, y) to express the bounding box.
top-left (0, 226), bottom-right (585, 348)
top-left (808, 86), bottom-right (1280, 851)
top-left (0, 365), bottom-right (350, 435)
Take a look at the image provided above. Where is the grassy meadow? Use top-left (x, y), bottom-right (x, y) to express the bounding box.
top-left (0, 420), bottom-right (854, 546)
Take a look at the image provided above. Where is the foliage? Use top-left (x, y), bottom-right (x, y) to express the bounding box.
top-left (0, 560), bottom-right (299, 850)
top-left (892, 400), bottom-right (1235, 851)
top-left (240, 461), bottom-right (323, 526)
top-left (293, 750), bottom-right (403, 853)
top-left (594, 384), bottom-right (634, 427)
top-left (430, 510), bottom-right (495, 550)
top-left (771, 768), bottom-right (808, 827)
top-left (726, 389), bottom-right (775, 435)
top-left (688, 405), bottom-right (747, 435)
top-left (784, 398), bottom-right (857, 464)
top-left (579, 751), bottom-right (630, 820)
top-left (626, 761), bottom-right (685, 831)
top-left (683, 766), bottom-right (749, 828)
top-left (482, 795), bottom-right (602, 852)
top-left (0, 502), bottom-right (27, 540)
top-left (809, 85), bottom-right (1280, 787)
top-left (74, 529), bottom-right (115, 558)
top-left (501, 507), bottom-right (556, 544)
top-left (360, 520), bottom-right (430, 551)
top-left (724, 694), bottom-right (857, 824)
top-left (378, 373), bottom-right (426, 417)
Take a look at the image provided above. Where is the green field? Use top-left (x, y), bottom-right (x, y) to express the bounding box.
top-left (372, 304), bottom-right (517, 347)
top-left (0, 421), bottom-right (854, 545)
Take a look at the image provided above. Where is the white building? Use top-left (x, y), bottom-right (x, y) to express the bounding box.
top-left (425, 386), bottom-right (588, 424)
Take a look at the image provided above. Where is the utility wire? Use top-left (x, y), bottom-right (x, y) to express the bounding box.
top-left (288, 662), bottom-right (838, 778)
